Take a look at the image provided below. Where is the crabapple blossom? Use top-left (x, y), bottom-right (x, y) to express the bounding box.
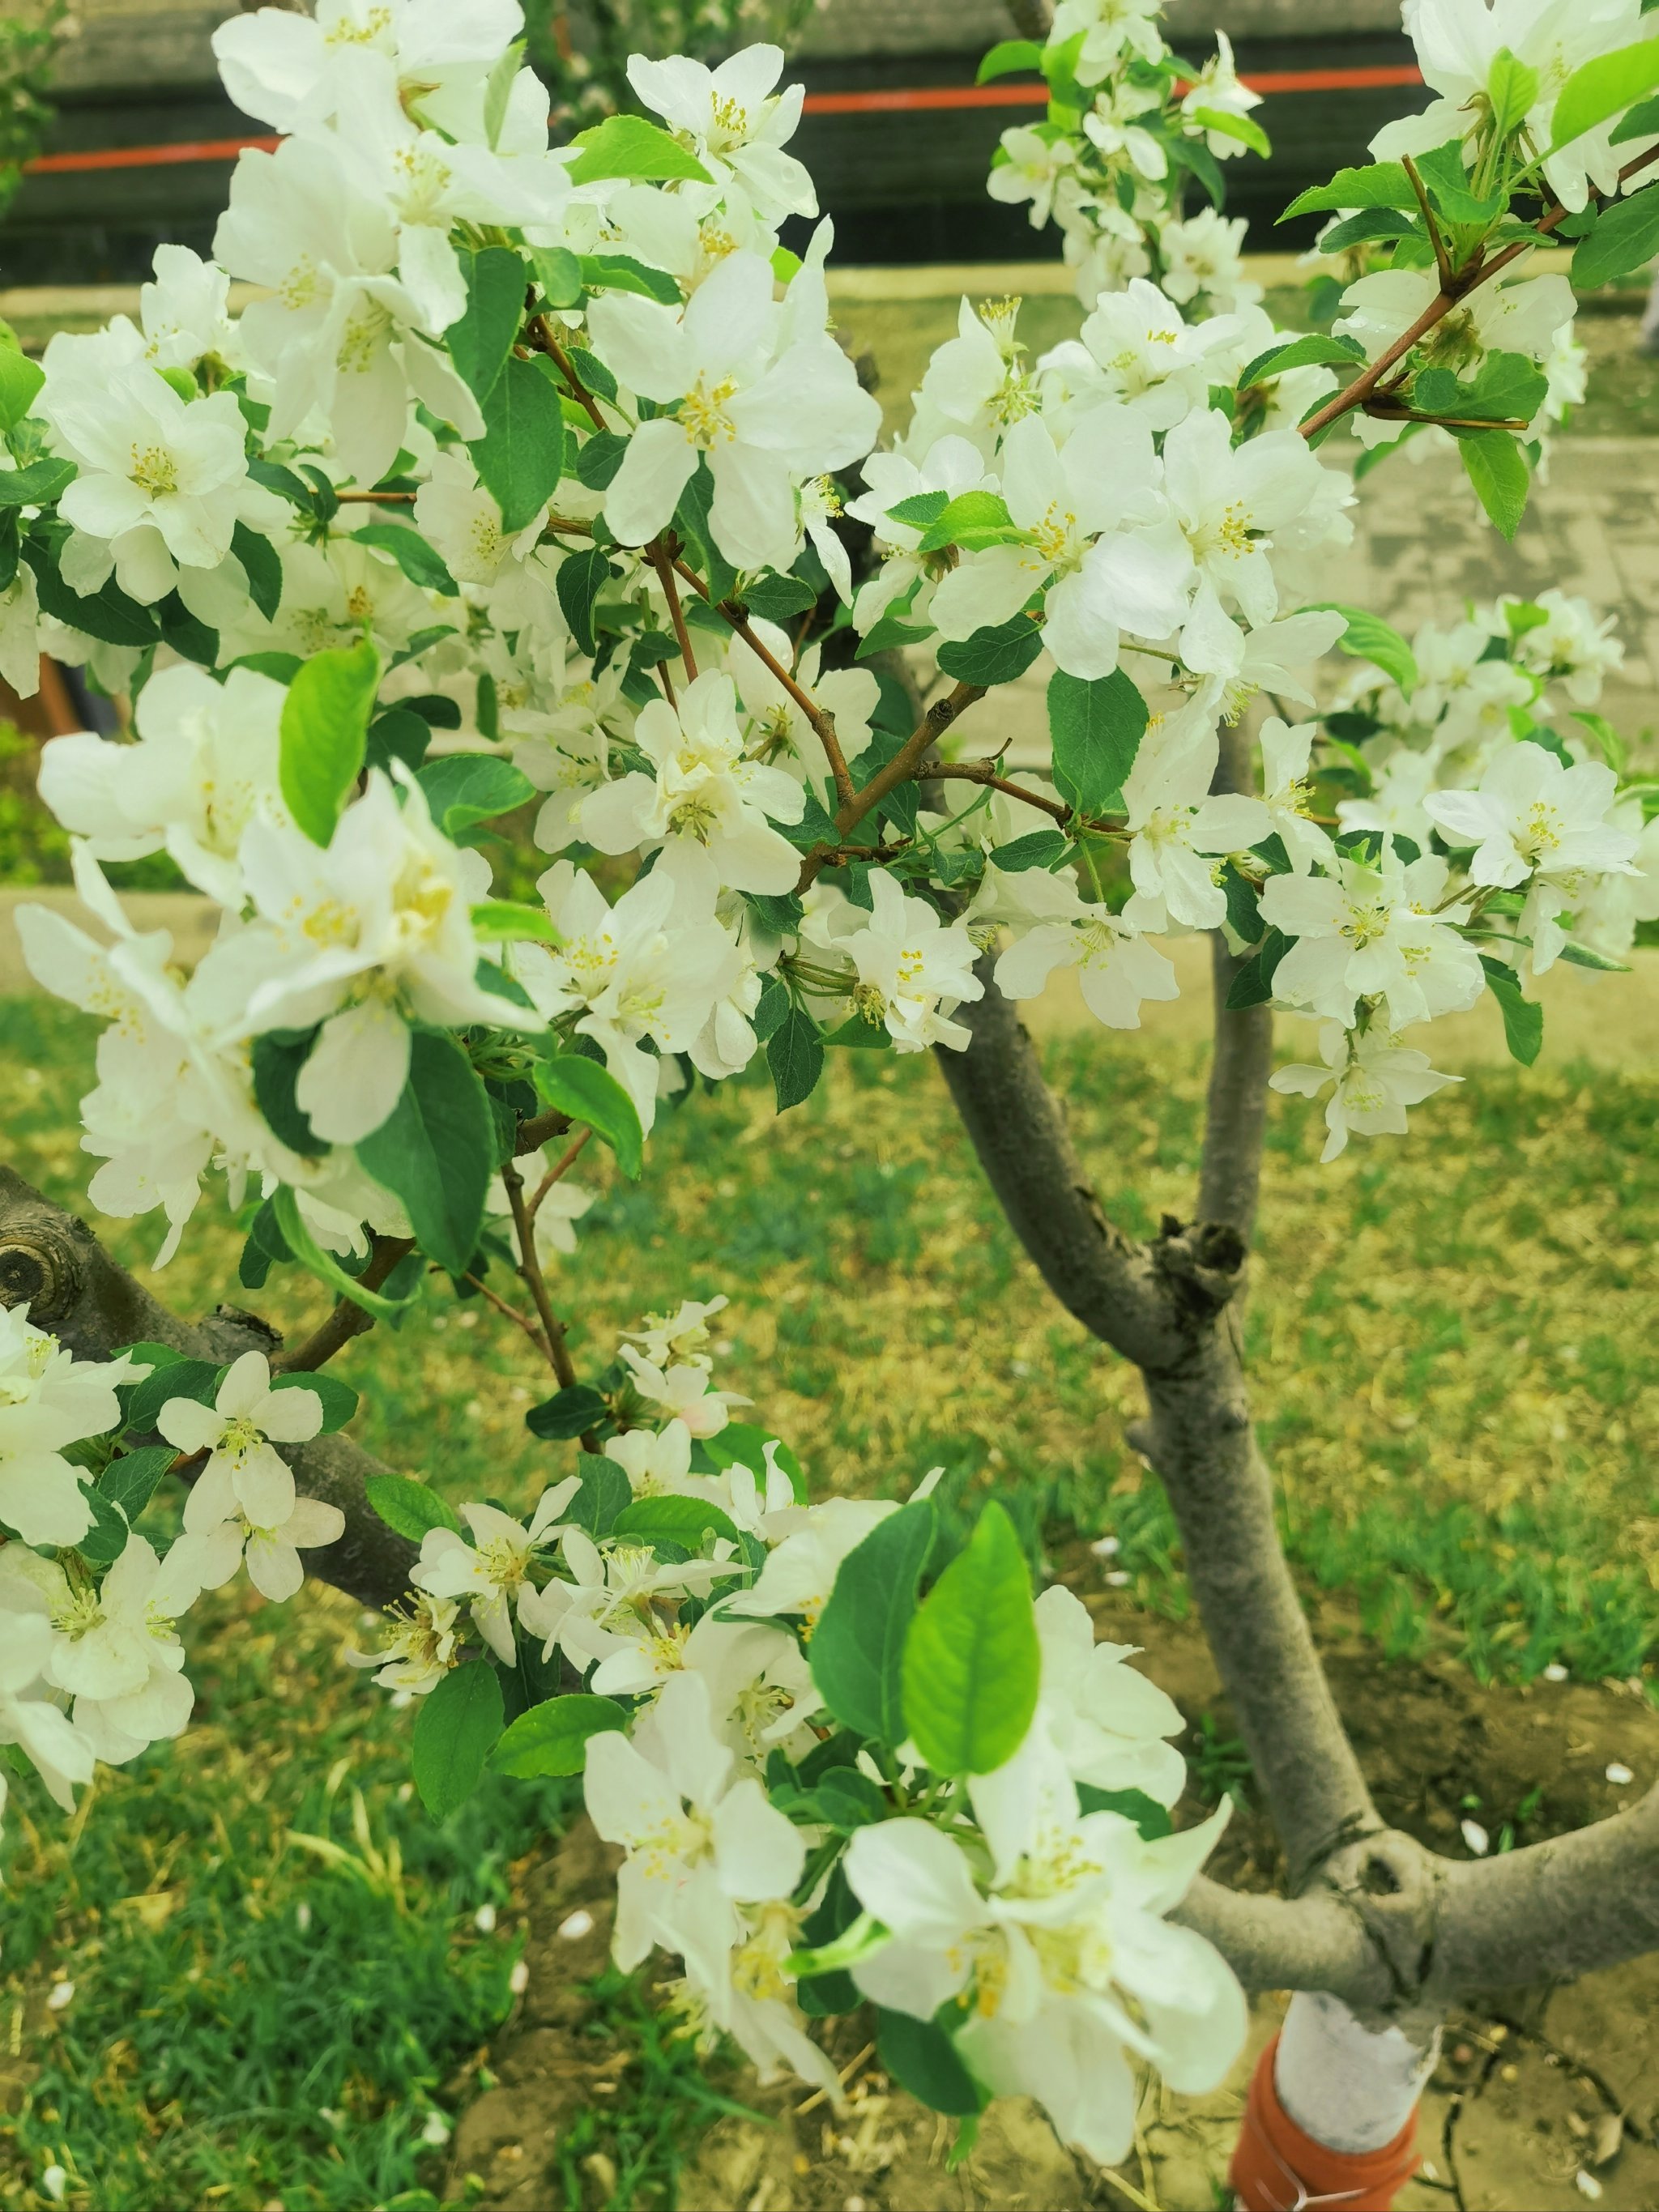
top-left (1271, 1024), bottom-right (1461, 1164)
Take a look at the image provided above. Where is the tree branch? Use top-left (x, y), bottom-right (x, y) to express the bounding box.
top-left (1198, 722), bottom-right (1273, 1245)
top-left (276, 1234), bottom-right (416, 1375)
top-left (935, 975), bottom-right (1380, 1878)
top-left (0, 1168), bottom-right (416, 1611)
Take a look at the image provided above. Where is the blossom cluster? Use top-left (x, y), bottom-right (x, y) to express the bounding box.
top-left (345, 1302), bottom-right (1244, 2162)
top-left (983, 0), bottom-right (1267, 315)
top-left (0, 1318), bottom-right (343, 1826)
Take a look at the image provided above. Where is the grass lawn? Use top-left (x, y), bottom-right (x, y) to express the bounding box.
top-left (0, 993), bottom-right (1654, 2206)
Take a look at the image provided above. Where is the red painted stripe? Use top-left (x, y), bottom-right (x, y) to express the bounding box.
top-left (19, 62), bottom-right (1424, 172)
top-left (26, 134), bottom-right (278, 174)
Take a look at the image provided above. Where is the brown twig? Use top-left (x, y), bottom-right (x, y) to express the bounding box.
top-left (527, 1127), bottom-right (593, 1219)
top-left (276, 1235), bottom-right (417, 1374)
top-left (529, 315), bottom-right (608, 432)
top-left (335, 490), bottom-right (416, 505)
top-left (670, 557), bottom-right (858, 809)
top-left (923, 761), bottom-right (1073, 825)
top-left (1299, 141), bottom-right (1659, 443)
top-left (650, 543), bottom-right (698, 682)
top-left (514, 1106), bottom-right (573, 1156)
top-left (1363, 405), bottom-right (1533, 430)
top-left (797, 681), bottom-right (985, 891)
top-left (500, 1160), bottom-right (585, 1397)
top-left (462, 1270), bottom-right (550, 1357)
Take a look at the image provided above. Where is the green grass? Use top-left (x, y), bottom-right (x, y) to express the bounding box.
top-left (0, 992), bottom-right (1656, 2205)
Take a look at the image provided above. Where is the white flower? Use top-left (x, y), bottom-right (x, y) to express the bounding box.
top-left (346, 1590), bottom-right (464, 1693)
top-left (0, 568), bottom-right (40, 700)
top-left (996, 902), bottom-right (1179, 1030)
top-left (839, 872), bottom-right (985, 1051)
top-left (582, 669), bottom-right (804, 897)
top-left (1030, 1585), bottom-right (1188, 1805)
top-left (39, 339), bottom-right (273, 604)
top-left (989, 128), bottom-right (1078, 230)
top-left (622, 1296), bottom-right (728, 1372)
top-left (137, 244), bottom-right (242, 372)
top-left (412, 450), bottom-right (561, 628)
top-left (588, 250), bottom-right (877, 571)
top-left (1423, 742), bottom-right (1638, 889)
top-left (412, 1483), bottom-right (580, 1664)
top-left (626, 45), bottom-right (817, 224)
top-left (0, 1606), bottom-right (96, 1813)
top-left (1270, 1021), bottom-right (1460, 1163)
top-left (1083, 78), bottom-right (1170, 181)
top-left (1161, 408), bottom-right (1329, 650)
top-left (729, 622), bottom-right (879, 794)
top-left (0, 1305), bottom-right (142, 1548)
top-left (173, 1477), bottom-right (346, 1604)
top-left (1506, 590), bottom-right (1623, 705)
top-left (524, 1525), bottom-right (732, 1677)
top-left (45, 1534), bottom-right (201, 1764)
top-left (1156, 207), bottom-right (1256, 311)
top-left (212, 0), bottom-right (527, 134)
top-left (584, 1669), bottom-right (806, 1975)
top-left (38, 663), bottom-right (288, 906)
top-left (620, 1345), bottom-right (744, 1438)
top-left (510, 861), bottom-right (738, 1133)
top-left (1122, 727), bottom-right (1271, 932)
top-left (215, 134), bottom-right (484, 488)
top-left (1180, 32), bottom-right (1264, 159)
top-left (842, 1738), bottom-right (1243, 2167)
top-left (1072, 279), bottom-right (1223, 430)
top-left (485, 1155), bottom-right (594, 1264)
top-left (1257, 718), bottom-right (1335, 874)
top-left (1263, 846), bottom-right (1483, 1030)
top-left (1049, 0), bottom-right (1165, 83)
top-left (724, 1496), bottom-right (899, 1630)
top-left (930, 409), bottom-right (1193, 682)
top-left (1335, 264), bottom-right (1574, 371)
top-left (231, 771), bottom-right (514, 1145)
top-left (157, 1352), bottom-right (325, 1526)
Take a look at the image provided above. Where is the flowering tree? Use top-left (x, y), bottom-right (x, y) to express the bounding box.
top-left (2, 0), bottom-right (1659, 2198)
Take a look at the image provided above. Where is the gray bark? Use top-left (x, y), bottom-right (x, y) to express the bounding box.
top-left (0, 1168), bottom-right (417, 1612)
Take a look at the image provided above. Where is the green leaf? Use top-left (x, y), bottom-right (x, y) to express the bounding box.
top-left (1414, 140), bottom-right (1503, 225)
top-left (356, 1029), bottom-right (493, 1275)
top-left (352, 522), bottom-right (458, 597)
top-left (450, 246), bottom-right (527, 406)
top-left (901, 1501), bottom-right (1039, 1777)
top-left (76, 1483), bottom-right (133, 1568)
top-left (124, 1357), bottom-right (220, 1438)
top-left (251, 1028), bottom-right (326, 1160)
top-left (416, 754), bottom-right (535, 839)
top-left (578, 253), bottom-right (680, 305)
top-left (1550, 38), bottom-right (1659, 151)
top-left (1574, 184), bottom-right (1659, 288)
top-left (1446, 349), bottom-right (1549, 424)
top-left (532, 245), bottom-right (584, 309)
top-left (269, 1370), bottom-right (358, 1433)
top-left (1487, 48), bottom-right (1541, 139)
top-left (1316, 207), bottom-right (1419, 254)
top-left (990, 829), bottom-right (1070, 872)
top-left (556, 543), bottom-right (612, 656)
top-left (885, 489), bottom-right (950, 531)
top-left (481, 36), bottom-right (525, 148)
top-left (271, 1186), bottom-right (416, 1321)
top-left (97, 1444), bottom-right (175, 1528)
top-left (568, 113), bottom-right (713, 185)
top-left (1238, 333), bottom-right (1364, 390)
top-left (1280, 162), bottom-right (1415, 220)
top-left (1226, 927), bottom-right (1290, 1009)
top-left (0, 457), bottom-right (74, 509)
top-left (1075, 1783), bottom-right (1174, 1838)
top-left (231, 522), bottom-right (283, 620)
top-left (0, 347), bottom-right (44, 433)
top-left (611, 1494), bottom-right (740, 1550)
top-left (470, 900), bottom-right (561, 948)
top-left (876, 2012), bottom-right (987, 2118)
top-left (491, 1694), bottom-right (628, 1777)
top-left (936, 612), bottom-right (1044, 687)
top-left (1047, 667), bottom-right (1147, 815)
top-left (468, 356), bottom-right (567, 535)
top-left (1190, 105), bottom-right (1271, 157)
top-left (1558, 939), bottom-right (1631, 972)
top-left (768, 1006), bottom-right (825, 1112)
top-left (976, 36), bottom-right (1043, 81)
top-left (531, 1055), bottom-right (644, 1178)
top-left (1460, 429), bottom-right (1530, 541)
top-left (365, 1472), bottom-right (463, 1539)
top-left (279, 638), bottom-right (381, 846)
top-left (412, 1660), bottom-right (504, 1818)
top-left (526, 1384), bottom-right (607, 1441)
top-left (365, 706), bottom-right (432, 776)
top-left (914, 491), bottom-right (1024, 554)
top-left (575, 431), bottom-right (628, 491)
top-left (22, 541), bottom-right (157, 649)
top-left (811, 1501), bottom-right (935, 1746)
top-left (1610, 88), bottom-right (1659, 142)
top-left (740, 572), bottom-right (818, 624)
top-left (1480, 954), bottom-right (1543, 1065)
top-left (1303, 603), bottom-right (1418, 693)
top-left (565, 1452), bottom-right (631, 1536)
